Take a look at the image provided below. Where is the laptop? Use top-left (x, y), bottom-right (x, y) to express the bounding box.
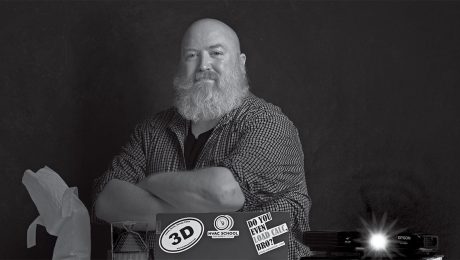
top-left (154, 211), bottom-right (291, 260)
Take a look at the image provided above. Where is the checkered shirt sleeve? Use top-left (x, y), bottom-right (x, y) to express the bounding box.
top-left (91, 121), bottom-right (150, 223)
top-left (218, 104), bottom-right (312, 260)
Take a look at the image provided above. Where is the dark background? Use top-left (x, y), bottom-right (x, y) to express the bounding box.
top-left (1, 1), bottom-right (459, 259)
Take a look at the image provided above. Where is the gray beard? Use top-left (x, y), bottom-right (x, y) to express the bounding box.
top-left (173, 68), bottom-right (249, 122)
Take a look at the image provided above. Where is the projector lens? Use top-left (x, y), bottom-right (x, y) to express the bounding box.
top-left (369, 233), bottom-right (388, 250)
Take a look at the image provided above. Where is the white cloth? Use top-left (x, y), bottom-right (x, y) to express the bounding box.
top-left (22, 166), bottom-right (91, 260)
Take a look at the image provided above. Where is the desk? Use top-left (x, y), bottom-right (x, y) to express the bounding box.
top-left (302, 254), bottom-right (443, 260)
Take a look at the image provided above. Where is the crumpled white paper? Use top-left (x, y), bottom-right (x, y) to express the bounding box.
top-left (22, 166), bottom-right (91, 260)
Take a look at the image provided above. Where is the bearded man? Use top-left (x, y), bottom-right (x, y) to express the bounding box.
top-left (93, 18), bottom-right (311, 259)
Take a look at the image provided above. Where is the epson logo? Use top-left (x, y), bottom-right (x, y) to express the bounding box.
top-left (397, 235), bottom-right (411, 240)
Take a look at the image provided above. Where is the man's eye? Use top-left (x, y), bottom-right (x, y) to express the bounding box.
top-left (185, 53), bottom-right (197, 59)
top-left (211, 51), bottom-right (223, 56)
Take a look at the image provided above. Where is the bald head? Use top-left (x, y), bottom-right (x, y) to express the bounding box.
top-left (176, 18), bottom-right (247, 85)
top-left (181, 18), bottom-right (242, 56)
top-left (173, 19), bottom-right (249, 122)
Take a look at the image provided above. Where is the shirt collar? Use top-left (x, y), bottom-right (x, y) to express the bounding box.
top-left (214, 92), bottom-right (253, 128)
top-left (167, 108), bottom-right (189, 146)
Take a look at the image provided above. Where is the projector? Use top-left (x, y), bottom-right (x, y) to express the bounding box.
top-left (393, 233), bottom-right (438, 254)
top-left (303, 231), bottom-right (361, 252)
top-left (303, 231), bottom-right (439, 257)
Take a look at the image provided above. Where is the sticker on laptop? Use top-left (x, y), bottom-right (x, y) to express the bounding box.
top-left (246, 212), bottom-right (289, 255)
top-left (207, 215), bottom-right (240, 239)
top-left (159, 217), bottom-right (204, 253)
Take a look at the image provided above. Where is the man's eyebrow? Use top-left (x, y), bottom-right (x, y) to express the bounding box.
top-left (183, 48), bottom-right (198, 52)
top-left (209, 44), bottom-right (225, 49)
top-left (183, 44), bottom-right (226, 52)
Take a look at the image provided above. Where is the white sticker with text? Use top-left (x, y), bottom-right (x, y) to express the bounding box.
top-left (207, 215), bottom-right (240, 239)
top-left (246, 212), bottom-right (289, 255)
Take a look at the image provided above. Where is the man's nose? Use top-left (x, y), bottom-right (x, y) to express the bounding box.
top-left (198, 52), bottom-right (212, 71)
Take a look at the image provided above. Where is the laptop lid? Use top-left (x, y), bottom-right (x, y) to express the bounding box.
top-left (155, 211), bottom-right (290, 260)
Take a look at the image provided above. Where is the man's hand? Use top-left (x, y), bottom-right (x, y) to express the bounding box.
top-left (137, 167), bottom-right (245, 212)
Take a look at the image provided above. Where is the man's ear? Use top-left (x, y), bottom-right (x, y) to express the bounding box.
top-left (239, 53), bottom-right (246, 66)
top-left (239, 53), bottom-right (247, 73)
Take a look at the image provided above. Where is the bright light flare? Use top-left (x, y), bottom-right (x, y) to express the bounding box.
top-left (369, 232), bottom-right (388, 251)
top-left (358, 213), bottom-right (407, 259)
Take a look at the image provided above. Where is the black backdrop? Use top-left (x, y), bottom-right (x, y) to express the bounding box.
top-left (1, 1), bottom-right (459, 259)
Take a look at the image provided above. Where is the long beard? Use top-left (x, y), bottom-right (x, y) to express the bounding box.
top-left (173, 66), bottom-right (249, 122)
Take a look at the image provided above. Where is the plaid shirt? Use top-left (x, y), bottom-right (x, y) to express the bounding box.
top-left (93, 93), bottom-right (311, 259)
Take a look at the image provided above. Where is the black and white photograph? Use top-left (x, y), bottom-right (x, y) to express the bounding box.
top-left (1, 1), bottom-right (459, 259)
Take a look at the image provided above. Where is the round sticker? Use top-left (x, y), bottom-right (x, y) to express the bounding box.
top-left (214, 215), bottom-right (234, 231)
top-left (159, 217), bottom-right (204, 253)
